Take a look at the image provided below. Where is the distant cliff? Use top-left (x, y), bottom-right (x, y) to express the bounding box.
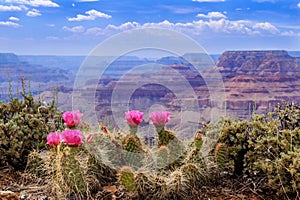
top-left (0, 53), bottom-right (72, 100)
top-left (213, 50), bottom-right (300, 119)
top-left (0, 53), bottom-right (19, 64)
top-left (9, 50), bottom-right (300, 123)
top-left (0, 53), bottom-right (70, 82)
top-left (216, 50), bottom-right (300, 76)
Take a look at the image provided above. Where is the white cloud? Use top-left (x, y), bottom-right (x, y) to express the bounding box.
top-left (0, 21), bottom-right (20, 28)
top-left (197, 11), bottom-right (227, 19)
top-left (4, 0), bottom-right (59, 7)
top-left (0, 4), bottom-right (27, 11)
top-left (26, 8), bottom-right (41, 16)
top-left (68, 9), bottom-right (111, 21)
top-left (9, 16), bottom-right (20, 21)
top-left (297, 2), bottom-right (300, 8)
top-left (253, 22), bottom-right (279, 34)
top-left (63, 25), bottom-right (85, 33)
top-left (83, 19), bottom-right (283, 37)
top-left (192, 0), bottom-right (225, 2)
top-left (281, 31), bottom-right (296, 36)
top-left (104, 21), bottom-right (140, 32)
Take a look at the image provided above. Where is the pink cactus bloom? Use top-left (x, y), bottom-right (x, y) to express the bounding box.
top-left (62, 110), bottom-right (82, 127)
top-left (46, 132), bottom-right (61, 147)
top-left (61, 129), bottom-right (83, 146)
top-left (150, 111), bottom-right (170, 126)
top-left (125, 110), bottom-right (143, 126)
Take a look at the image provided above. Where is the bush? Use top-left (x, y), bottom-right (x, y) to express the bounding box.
top-left (248, 105), bottom-right (300, 197)
top-left (216, 103), bottom-right (300, 197)
top-left (0, 79), bottom-right (64, 170)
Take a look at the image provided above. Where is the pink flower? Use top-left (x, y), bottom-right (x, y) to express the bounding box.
top-left (125, 110), bottom-right (143, 126)
top-left (46, 132), bottom-right (61, 147)
top-left (61, 129), bottom-right (83, 146)
top-left (150, 111), bottom-right (170, 126)
top-left (62, 110), bottom-right (82, 128)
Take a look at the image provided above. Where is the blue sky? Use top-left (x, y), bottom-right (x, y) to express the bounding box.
top-left (0, 0), bottom-right (299, 55)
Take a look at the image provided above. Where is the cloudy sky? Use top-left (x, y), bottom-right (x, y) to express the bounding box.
top-left (0, 0), bottom-right (300, 55)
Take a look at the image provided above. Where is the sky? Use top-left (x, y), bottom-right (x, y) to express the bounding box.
top-left (0, 0), bottom-right (300, 55)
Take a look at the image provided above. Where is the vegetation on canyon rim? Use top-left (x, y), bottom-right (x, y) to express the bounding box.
top-left (1, 79), bottom-right (300, 199)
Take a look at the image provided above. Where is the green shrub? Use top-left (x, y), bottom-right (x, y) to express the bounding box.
top-left (0, 79), bottom-right (64, 170)
top-left (216, 103), bottom-right (300, 197)
top-left (247, 111), bottom-right (300, 197)
top-left (217, 117), bottom-right (249, 176)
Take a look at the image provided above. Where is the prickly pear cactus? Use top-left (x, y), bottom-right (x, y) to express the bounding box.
top-left (123, 134), bottom-right (143, 153)
top-left (45, 144), bottom-right (92, 199)
top-left (134, 172), bottom-right (149, 195)
top-left (166, 170), bottom-right (189, 199)
top-left (214, 143), bottom-right (228, 171)
top-left (179, 163), bottom-right (201, 188)
top-left (194, 131), bottom-right (203, 150)
top-left (122, 134), bottom-right (144, 168)
top-left (60, 146), bottom-right (87, 196)
top-left (118, 166), bottom-right (136, 191)
top-left (157, 128), bottom-right (175, 147)
top-left (156, 145), bottom-right (170, 169)
top-left (135, 172), bottom-right (168, 200)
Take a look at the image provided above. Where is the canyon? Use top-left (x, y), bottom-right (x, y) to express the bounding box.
top-left (1, 50), bottom-right (300, 135)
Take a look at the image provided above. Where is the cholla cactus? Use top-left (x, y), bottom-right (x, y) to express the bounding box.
top-left (218, 117), bottom-right (248, 176)
top-left (118, 166), bottom-right (136, 191)
top-left (246, 111), bottom-right (300, 197)
top-left (0, 79), bottom-right (64, 170)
